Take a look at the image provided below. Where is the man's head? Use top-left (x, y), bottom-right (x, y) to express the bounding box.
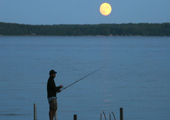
top-left (49, 70), bottom-right (57, 78)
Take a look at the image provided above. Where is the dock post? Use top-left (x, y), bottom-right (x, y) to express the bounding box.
top-left (100, 111), bottom-right (107, 120)
top-left (109, 113), bottom-right (111, 120)
top-left (34, 103), bottom-right (37, 120)
top-left (100, 112), bottom-right (102, 120)
top-left (74, 114), bottom-right (77, 120)
top-left (120, 108), bottom-right (123, 120)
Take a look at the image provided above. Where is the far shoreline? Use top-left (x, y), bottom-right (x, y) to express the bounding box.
top-left (0, 35), bottom-right (170, 37)
top-left (0, 22), bottom-right (170, 36)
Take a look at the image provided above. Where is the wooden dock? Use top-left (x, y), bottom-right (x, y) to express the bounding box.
top-left (33, 103), bottom-right (123, 120)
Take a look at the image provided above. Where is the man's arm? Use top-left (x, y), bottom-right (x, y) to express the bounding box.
top-left (49, 80), bottom-right (62, 91)
top-left (57, 85), bottom-right (63, 93)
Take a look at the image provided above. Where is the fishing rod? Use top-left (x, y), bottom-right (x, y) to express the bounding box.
top-left (61, 66), bottom-right (104, 91)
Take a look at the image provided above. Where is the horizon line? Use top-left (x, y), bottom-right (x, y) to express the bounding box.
top-left (1, 22), bottom-right (170, 26)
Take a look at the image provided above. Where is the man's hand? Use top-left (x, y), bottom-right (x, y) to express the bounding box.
top-left (60, 85), bottom-right (63, 88)
top-left (57, 90), bottom-right (61, 93)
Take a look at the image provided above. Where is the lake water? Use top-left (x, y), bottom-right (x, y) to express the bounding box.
top-left (0, 36), bottom-right (170, 120)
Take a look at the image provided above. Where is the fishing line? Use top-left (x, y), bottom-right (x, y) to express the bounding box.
top-left (61, 66), bottom-right (104, 91)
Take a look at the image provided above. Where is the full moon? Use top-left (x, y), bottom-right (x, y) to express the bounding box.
top-left (100, 3), bottom-right (112, 16)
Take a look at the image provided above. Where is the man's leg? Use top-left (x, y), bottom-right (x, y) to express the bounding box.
top-left (49, 109), bottom-right (57, 120)
top-left (52, 109), bottom-right (57, 119)
top-left (49, 98), bottom-right (57, 120)
top-left (49, 109), bottom-right (53, 120)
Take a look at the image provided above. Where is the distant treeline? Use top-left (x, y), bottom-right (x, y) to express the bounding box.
top-left (0, 22), bottom-right (170, 36)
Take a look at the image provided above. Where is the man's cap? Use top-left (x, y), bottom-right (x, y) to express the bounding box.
top-left (49, 70), bottom-right (57, 75)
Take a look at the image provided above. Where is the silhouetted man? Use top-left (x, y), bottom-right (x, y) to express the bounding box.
top-left (47, 70), bottom-right (63, 120)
